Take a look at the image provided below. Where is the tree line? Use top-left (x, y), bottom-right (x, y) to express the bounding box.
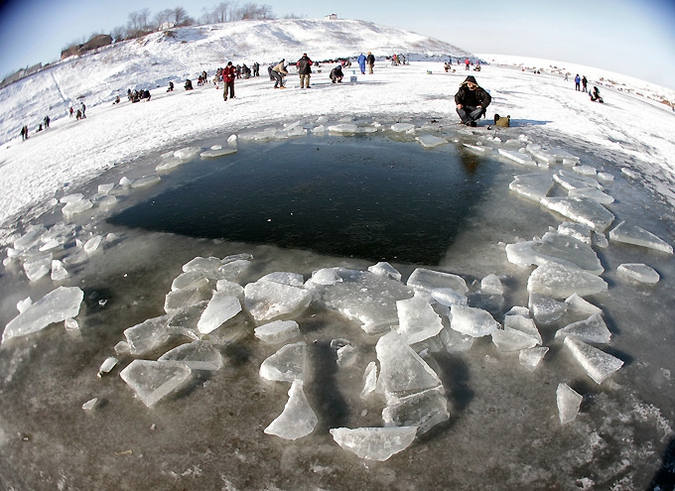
top-left (64, 2), bottom-right (304, 49)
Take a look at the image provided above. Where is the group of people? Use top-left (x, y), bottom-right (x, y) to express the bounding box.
top-left (19, 115), bottom-right (51, 141)
top-left (574, 73), bottom-right (604, 102)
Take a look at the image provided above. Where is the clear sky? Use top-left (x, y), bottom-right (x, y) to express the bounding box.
top-left (1, 0), bottom-right (674, 89)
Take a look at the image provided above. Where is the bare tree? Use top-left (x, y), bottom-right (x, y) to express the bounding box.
top-left (111, 25), bottom-right (127, 42)
top-left (171, 7), bottom-right (194, 26)
top-left (154, 9), bottom-right (173, 30)
top-left (127, 9), bottom-right (151, 38)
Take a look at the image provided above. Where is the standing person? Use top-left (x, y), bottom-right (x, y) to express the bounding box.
top-left (20, 125), bottom-right (27, 140)
top-left (222, 61), bottom-right (236, 101)
top-left (271, 59), bottom-right (288, 89)
top-left (574, 74), bottom-right (581, 91)
top-left (454, 75), bottom-right (491, 126)
top-left (252, 62), bottom-right (260, 77)
top-left (357, 53), bottom-right (366, 74)
top-left (465, 58), bottom-right (470, 71)
top-left (43, 115), bottom-right (50, 128)
top-left (581, 75), bottom-right (588, 93)
top-left (296, 53), bottom-right (313, 89)
top-left (80, 102), bottom-right (87, 118)
top-left (69, 106), bottom-right (74, 117)
top-left (366, 52), bottom-right (375, 74)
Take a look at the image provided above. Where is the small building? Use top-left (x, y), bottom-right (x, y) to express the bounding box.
top-left (324, 14), bottom-right (338, 20)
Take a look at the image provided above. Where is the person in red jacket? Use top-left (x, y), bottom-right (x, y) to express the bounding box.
top-left (222, 61), bottom-right (237, 101)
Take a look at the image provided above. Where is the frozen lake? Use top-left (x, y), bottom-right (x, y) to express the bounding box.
top-left (1, 122), bottom-right (674, 490)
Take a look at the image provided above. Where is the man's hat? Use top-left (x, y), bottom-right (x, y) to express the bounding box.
top-left (461, 75), bottom-right (478, 85)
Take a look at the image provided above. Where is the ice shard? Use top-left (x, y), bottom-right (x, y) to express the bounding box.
top-left (450, 305), bottom-right (499, 337)
top-left (407, 268), bottom-right (468, 296)
top-left (481, 274), bottom-right (504, 295)
top-left (509, 173), bottom-right (554, 202)
top-left (506, 232), bottom-right (604, 274)
top-left (395, 295), bottom-right (444, 346)
top-left (197, 292), bottom-right (242, 334)
top-left (382, 388), bottom-right (449, 435)
top-left (360, 361), bottom-right (378, 399)
top-left (368, 262), bottom-right (402, 282)
top-left (264, 379), bottom-right (317, 440)
top-left (555, 313), bottom-right (611, 344)
top-left (259, 342), bottom-right (306, 382)
top-left (519, 346), bottom-right (549, 371)
top-left (564, 336), bottom-right (624, 385)
top-left (557, 383), bottom-right (583, 425)
top-left (498, 148), bottom-right (537, 167)
top-left (244, 280), bottom-right (312, 324)
top-left (565, 293), bottom-right (602, 316)
top-left (119, 359), bottom-right (192, 407)
top-left (491, 328), bottom-right (539, 352)
top-left (158, 340), bottom-right (223, 371)
top-left (540, 196), bottom-right (615, 232)
top-left (617, 263), bottom-right (660, 284)
top-left (124, 316), bottom-right (172, 356)
top-left (503, 308), bottom-right (542, 344)
top-left (2, 286), bottom-right (84, 345)
top-left (527, 263), bottom-right (608, 299)
top-left (608, 221), bottom-right (673, 254)
top-left (416, 134), bottom-right (448, 148)
top-left (254, 320), bottom-right (301, 344)
top-left (376, 331), bottom-right (443, 404)
top-left (329, 426), bottom-right (418, 461)
top-left (529, 293), bottom-right (567, 325)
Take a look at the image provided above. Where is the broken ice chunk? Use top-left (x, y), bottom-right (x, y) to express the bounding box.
top-left (173, 146), bottom-right (201, 160)
top-left (568, 187), bottom-right (614, 205)
top-left (50, 259), bottom-right (69, 281)
top-left (539, 196), bottom-right (615, 232)
top-left (2, 286), bottom-right (84, 345)
top-left (431, 288), bottom-right (468, 307)
top-left (555, 313), bottom-right (611, 344)
top-left (313, 268), bottom-right (412, 335)
top-left (254, 320), bottom-right (301, 344)
top-left (82, 398), bottom-right (98, 411)
top-left (557, 221), bottom-right (593, 245)
top-left (491, 328), bottom-right (539, 352)
top-left (327, 123), bottom-right (358, 134)
top-left (557, 383), bottom-right (583, 424)
top-left (450, 305), bottom-right (499, 337)
top-left (376, 331), bottom-right (443, 404)
top-left (123, 315), bottom-right (171, 356)
top-left (158, 341), bottom-right (223, 371)
top-left (329, 426), bottom-right (418, 461)
top-left (200, 147), bottom-right (237, 158)
top-left (503, 308), bottom-right (542, 344)
top-left (498, 148), bottom-right (537, 167)
top-left (553, 170), bottom-right (602, 191)
top-left (311, 268), bottom-right (343, 286)
top-left (215, 279), bottom-right (245, 299)
top-left (382, 387), bottom-right (449, 435)
top-left (391, 122), bottom-right (415, 132)
top-left (509, 173), bottom-right (554, 202)
top-left (264, 379), bottom-right (317, 440)
top-left (395, 295), bottom-right (444, 345)
top-left (164, 288), bottom-right (211, 314)
top-left (97, 357), bottom-right (119, 377)
top-left (415, 134), bottom-right (448, 148)
top-left (368, 262), bottom-right (402, 282)
top-left (439, 326), bottom-right (475, 352)
top-left (564, 336), bottom-right (624, 385)
top-left (407, 268), bottom-right (468, 296)
top-left (171, 271), bottom-right (211, 291)
top-left (529, 293), bottom-right (567, 325)
top-left (259, 271), bottom-right (305, 287)
top-left (336, 344), bottom-right (358, 367)
top-left (23, 253), bottom-right (52, 282)
top-left (119, 360), bottom-right (192, 407)
top-left (565, 293), bottom-right (602, 316)
top-left (361, 361), bottom-right (378, 399)
top-left (197, 292), bottom-right (242, 334)
top-left (519, 347), bottom-right (549, 371)
top-left (608, 221), bottom-right (673, 254)
top-left (16, 297), bottom-right (32, 313)
top-left (259, 342), bottom-right (306, 382)
top-left (131, 175), bottom-right (161, 189)
top-left (617, 263), bottom-right (660, 284)
top-left (480, 274), bottom-right (504, 295)
top-left (244, 280), bottom-right (311, 324)
top-left (83, 235), bottom-right (103, 255)
top-left (527, 263), bottom-right (608, 299)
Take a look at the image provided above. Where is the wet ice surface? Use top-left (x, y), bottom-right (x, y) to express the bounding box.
top-left (0, 123), bottom-right (674, 490)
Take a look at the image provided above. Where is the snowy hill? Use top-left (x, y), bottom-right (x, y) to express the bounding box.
top-left (0, 18), bottom-right (470, 145)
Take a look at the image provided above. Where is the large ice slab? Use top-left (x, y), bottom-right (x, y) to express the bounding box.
top-left (509, 173), bottom-right (554, 202)
top-left (264, 379), bottom-right (317, 440)
top-left (244, 279), bottom-right (312, 324)
top-left (395, 295), bottom-right (444, 345)
top-left (527, 263), bottom-right (608, 299)
top-left (540, 196), bottom-right (615, 232)
top-left (376, 331), bottom-right (443, 404)
top-left (259, 342), bottom-right (306, 382)
top-left (329, 426), bottom-right (417, 461)
top-left (312, 268), bottom-right (412, 335)
top-left (415, 134), bottom-right (448, 148)
top-left (2, 286), bottom-right (84, 345)
top-left (450, 305), bottom-right (499, 337)
top-left (557, 383), bottom-right (583, 425)
top-left (498, 149), bottom-right (537, 167)
top-left (506, 232), bottom-right (604, 274)
top-left (120, 359), bottom-right (192, 407)
top-left (555, 313), bottom-right (611, 344)
top-left (564, 336), bottom-right (624, 385)
top-left (608, 221), bottom-right (673, 254)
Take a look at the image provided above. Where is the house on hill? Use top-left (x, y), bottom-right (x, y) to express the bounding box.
top-left (325, 14), bottom-right (338, 20)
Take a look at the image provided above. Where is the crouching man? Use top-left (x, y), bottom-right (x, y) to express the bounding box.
top-left (455, 75), bottom-right (491, 126)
